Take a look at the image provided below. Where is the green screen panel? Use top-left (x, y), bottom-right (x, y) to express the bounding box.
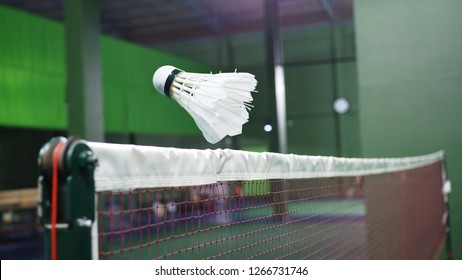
top-left (0, 7), bottom-right (65, 73)
top-left (355, 0), bottom-right (462, 259)
top-left (339, 113), bottom-right (360, 157)
top-left (242, 65), bottom-right (268, 121)
top-left (0, 5), bottom-right (215, 135)
top-left (0, 66), bottom-right (67, 129)
top-left (336, 62), bottom-right (359, 157)
top-left (334, 25), bottom-right (356, 59)
top-left (0, 6), bottom-right (67, 129)
top-left (283, 25), bottom-right (355, 64)
top-left (336, 62), bottom-right (358, 111)
top-left (103, 85), bottom-right (129, 132)
top-left (285, 64), bottom-right (334, 116)
top-left (101, 36), bottom-right (213, 134)
top-left (232, 34), bottom-right (266, 68)
top-left (287, 116), bottom-right (337, 156)
top-left (283, 27), bottom-right (331, 63)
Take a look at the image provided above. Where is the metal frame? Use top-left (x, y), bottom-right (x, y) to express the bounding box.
top-left (38, 137), bottom-right (97, 259)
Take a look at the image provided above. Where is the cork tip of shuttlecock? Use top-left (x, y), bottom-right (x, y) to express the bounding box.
top-left (152, 65), bottom-right (180, 96)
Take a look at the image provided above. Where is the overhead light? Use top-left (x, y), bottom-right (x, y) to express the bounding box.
top-left (333, 97), bottom-right (350, 114)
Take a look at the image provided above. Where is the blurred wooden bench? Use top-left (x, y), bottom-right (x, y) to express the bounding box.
top-left (0, 188), bottom-right (38, 211)
top-left (0, 188), bottom-right (39, 239)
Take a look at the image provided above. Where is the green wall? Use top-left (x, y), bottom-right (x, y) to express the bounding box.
top-left (355, 0), bottom-right (462, 259)
top-left (0, 5), bottom-right (219, 191)
top-left (154, 24), bottom-right (359, 156)
top-left (285, 25), bottom-right (358, 157)
top-left (0, 5), bottom-right (215, 135)
top-left (223, 25), bottom-right (359, 156)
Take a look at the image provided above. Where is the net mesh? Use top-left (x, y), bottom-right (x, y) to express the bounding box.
top-left (96, 161), bottom-right (445, 260)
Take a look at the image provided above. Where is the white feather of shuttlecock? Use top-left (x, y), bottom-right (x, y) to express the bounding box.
top-left (166, 70), bottom-right (257, 144)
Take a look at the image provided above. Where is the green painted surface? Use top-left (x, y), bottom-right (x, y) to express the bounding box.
top-left (355, 0), bottom-right (462, 259)
top-left (234, 25), bottom-right (359, 156)
top-left (242, 200), bottom-right (366, 218)
top-left (283, 61), bottom-right (359, 156)
top-left (154, 25), bottom-right (359, 155)
top-left (0, 6), bottom-right (66, 129)
top-left (0, 5), bottom-right (214, 134)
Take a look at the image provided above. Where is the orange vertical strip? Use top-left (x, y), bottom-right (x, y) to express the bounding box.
top-left (51, 142), bottom-right (65, 260)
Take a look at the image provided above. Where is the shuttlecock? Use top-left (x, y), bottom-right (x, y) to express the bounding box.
top-left (152, 65), bottom-right (257, 144)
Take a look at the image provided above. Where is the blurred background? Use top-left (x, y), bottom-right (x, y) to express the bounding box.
top-left (0, 0), bottom-right (461, 259)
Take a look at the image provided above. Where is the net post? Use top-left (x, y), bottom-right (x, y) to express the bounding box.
top-left (38, 137), bottom-right (97, 259)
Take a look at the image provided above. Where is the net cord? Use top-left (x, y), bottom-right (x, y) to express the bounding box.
top-left (86, 142), bottom-right (444, 192)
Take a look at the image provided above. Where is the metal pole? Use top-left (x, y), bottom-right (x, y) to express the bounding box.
top-left (320, 0), bottom-right (342, 156)
top-left (265, 0), bottom-right (288, 154)
top-left (65, 0), bottom-right (104, 142)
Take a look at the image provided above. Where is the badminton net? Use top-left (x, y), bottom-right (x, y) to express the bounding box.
top-left (87, 143), bottom-right (447, 260)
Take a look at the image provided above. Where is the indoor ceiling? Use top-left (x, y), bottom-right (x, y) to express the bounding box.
top-left (1, 0), bottom-right (353, 46)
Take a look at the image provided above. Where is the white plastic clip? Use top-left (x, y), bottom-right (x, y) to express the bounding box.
top-left (76, 217), bottom-right (92, 228)
top-left (443, 180), bottom-right (452, 195)
top-left (44, 223), bottom-right (69, 229)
